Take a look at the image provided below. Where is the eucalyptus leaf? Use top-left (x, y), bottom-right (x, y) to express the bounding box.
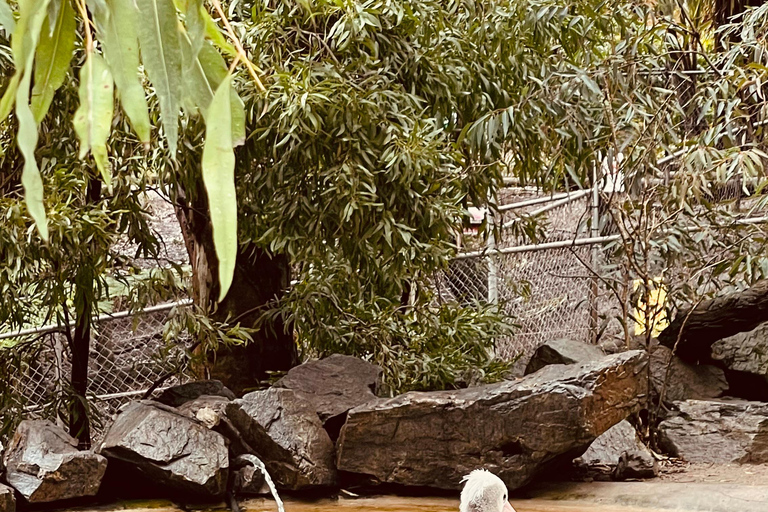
top-left (31, 0), bottom-right (76, 123)
top-left (73, 52), bottom-right (115, 187)
top-left (201, 75), bottom-right (237, 302)
top-left (135, 0), bottom-right (182, 155)
top-left (93, 0), bottom-right (151, 143)
top-left (13, 0), bottom-right (53, 240)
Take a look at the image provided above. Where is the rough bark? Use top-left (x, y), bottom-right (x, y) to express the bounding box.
top-left (658, 280), bottom-right (768, 363)
top-left (174, 183), bottom-right (297, 395)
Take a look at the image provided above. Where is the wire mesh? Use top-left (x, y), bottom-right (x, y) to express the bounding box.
top-left (1, 303), bottom-right (193, 441)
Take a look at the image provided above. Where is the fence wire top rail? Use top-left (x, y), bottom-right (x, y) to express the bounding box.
top-left (0, 299), bottom-right (193, 341)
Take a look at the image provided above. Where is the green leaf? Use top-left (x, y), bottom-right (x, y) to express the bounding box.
top-left (0, 73), bottom-right (20, 118)
top-left (0, 0), bottom-right (15, 34)
top-left (180, 37), bottom-right (246, 146)
top-left (92, 0), bottom-right (151, 143)
top-left (30, 0), bottom-right (76, 123)
top-left (203, 9), bottom-right (236, 58)
top-left (136, 0), bottom-right (182, 155)
top-left (13, 0), bottom-right (53, 240)
top-left (73, 52), bottom-right (115, 187)
top-left (202, 75), bottom-right (237, 302)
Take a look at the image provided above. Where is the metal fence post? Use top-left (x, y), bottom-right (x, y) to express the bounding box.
top-left (590, 157), bottom-right (601, 344)
top-left (487, 208), bottom-right (498, 304)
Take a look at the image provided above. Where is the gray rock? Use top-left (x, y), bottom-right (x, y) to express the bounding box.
top-left (226, 388), bottom-right (337, 490)
top-left (712, 323), bottom-right (768, 376)
top-left (337, 350), bottom-right (648, 491)
top-left (2, 420), bottom-right (107, 503)
top-left (274, 355), bottom-right (381, 430)
top-left (98, 401), bottom-right (229, 497)
top-left (614, 450), bottom-right (659, 480)
top-left (575, 420), bottom-right (655, 479)
top-left (650, 344), bottom-right (727, 402)
top-left (155, 380), bottom-right (235, 407)
top-left (658, 399), bottom-right (768, 464)
top-left (524, 339), bottom-right (605, 375)
top-left (0, 484), bottom-right (15, 512)
top-left (230, 455), bottom-right (270, 496)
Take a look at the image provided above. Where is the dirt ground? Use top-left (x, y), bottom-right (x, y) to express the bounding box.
top-left (658, 460), bottom-right (768, 485)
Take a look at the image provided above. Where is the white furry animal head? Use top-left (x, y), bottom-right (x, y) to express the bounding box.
top-left (459, 469), bottom-right (516, 512)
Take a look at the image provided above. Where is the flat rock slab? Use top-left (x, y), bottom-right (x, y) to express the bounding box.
top-left (2, 420), bottom-right (106, 503)
top-left (337, 350), bottom-right (647, 491)
top-left (155, 380), bottom-right (235, 407)
top-left (0, 484), bottom-right (15, 512)
top-left (274, 354), bottom-right (381, 425)
top-left (658, 399), bottom-right (768, 463)
top-left (98, 401), bottom-right (229, 498)
top-left (227, 388), bottom-right (337, 490)
top-left (524, 338), bottom-right (605, 375)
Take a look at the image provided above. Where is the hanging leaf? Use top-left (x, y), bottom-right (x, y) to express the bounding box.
top-left (13, 0), bottom-right (53, 240)
top-left (202, 75), bottom-right (237, 302)
top-left (180, 35), bottom-right (245, 146)
top-left (30, 0), bottom-right (76, 123)
top-left (135, 0), bottom-right (182, 155)
top-left (73, 52), bottom-right (115, 187)
top-left (92, 0), bottom-right (151, 144)
top-left (0, 0), bottom-right (15, 34)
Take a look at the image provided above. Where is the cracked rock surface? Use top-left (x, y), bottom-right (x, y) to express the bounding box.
top-left (98, 401), bottom-right (229, 498)
top-left (227, 388), bottom-right (336, 490)
top-left (2, 420), bottom-right (106, 503)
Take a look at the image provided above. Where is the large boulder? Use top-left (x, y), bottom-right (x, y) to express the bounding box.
top-left (0, 484), bottom-right (15, 512)
top-left (98, 401), bottom-right (229, 498)
top-left (337, 350), bottom-right (648, 491)
top-left (154, 380), bottom-right (235, 407)
top-left (650, 344), bottom-right (728, 402)
top-left (226, 388), bottom-right (337, 490)
top-left (524, 338), bottom-right (605, 375)
top-left (2, 420), bottom-right (107, 503)
top-left (712, 324), bottom-right (768, 377)
top-left (658, 399), bottom-right (768, 464)
top-left (574, 420), bottom-right (658, 480)
top-left (274, 354), bottom-right (382, 438)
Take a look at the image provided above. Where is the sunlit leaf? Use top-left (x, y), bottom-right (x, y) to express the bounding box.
top-left (73, 52), bottom-right (115, 187)
top-left (30, 0), bottom-right (75, 123)
top-left (135, 0), bottom-right (182, 155)
top-left (202, 75), bottom-right (237, 302)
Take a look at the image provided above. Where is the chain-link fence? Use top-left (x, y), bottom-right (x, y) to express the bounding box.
top-left (435, 188), bottom-right (609, 367)
top-left (0, 301), bottom-right (193, 440)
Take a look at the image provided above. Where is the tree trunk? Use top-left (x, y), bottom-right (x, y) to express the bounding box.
top-left (67, 178), bottom-right (101, 449)
top-left (174, 185), bottom-right (297, 396)
top-left (69, 302), bottom-right (91, 449)
top-left (658, 279), bottom-right (768, 362)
